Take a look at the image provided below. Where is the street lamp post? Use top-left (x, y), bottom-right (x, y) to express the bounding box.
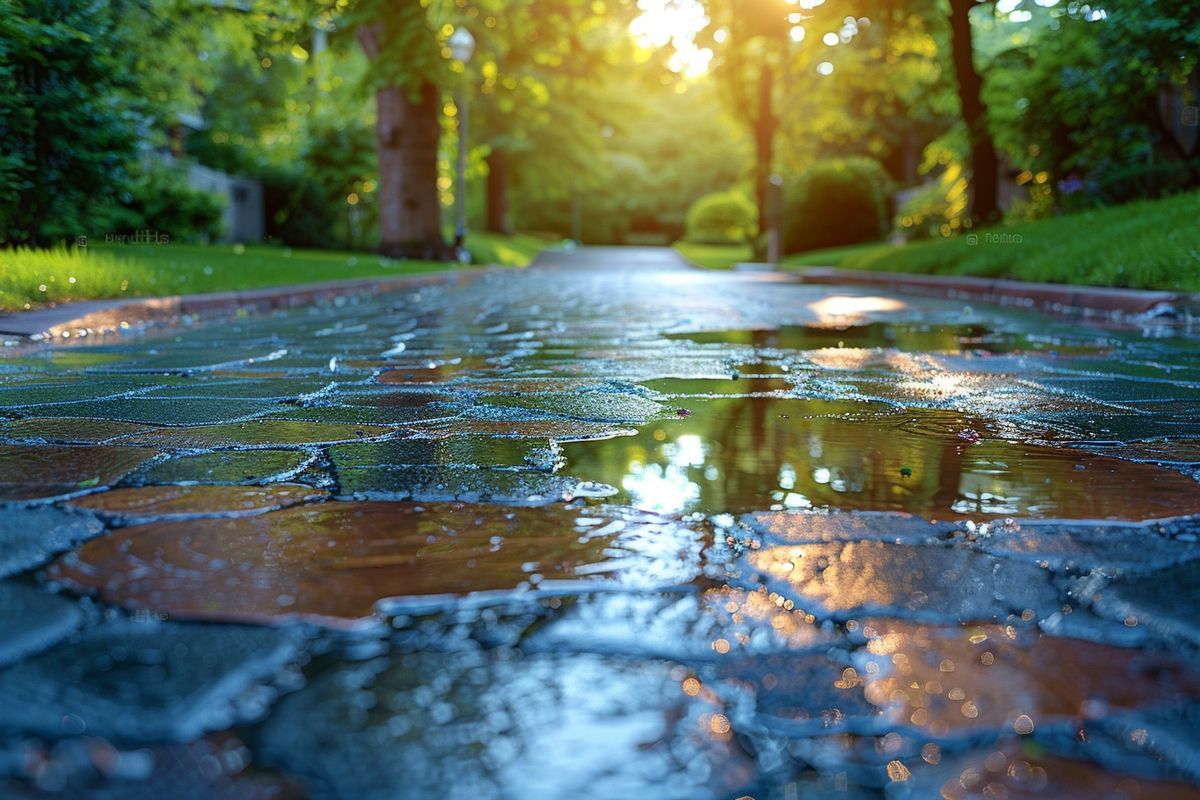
top-left (448, 27), bottom-right (475, 261)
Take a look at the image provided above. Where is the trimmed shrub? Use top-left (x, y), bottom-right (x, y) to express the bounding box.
top-left (783, 158), bottom-right (894, 254)
top-left (684, 190), bottom-right (758, 244)
top-left (261, 168), bottom-right (342, 249)
top-left (103, 163), bottom-right (225, 243)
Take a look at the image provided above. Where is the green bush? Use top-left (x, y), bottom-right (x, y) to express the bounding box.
top-left (684, 190), bottom-right (757, 244)
top-left (261, 168), bottom-right (343, 249)
top-left (895, 181), bottom-right (957, 240)
top-left (1074, 159), bottom-right (1200, 210)
top-left (0, 0), bottom-right (138, 245)
top-left (783, 157), bottom-right (894, 254)
top-left (102, 163), bottom-right (225, 243)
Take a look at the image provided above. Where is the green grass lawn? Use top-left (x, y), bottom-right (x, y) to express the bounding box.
top-left (0, 231), bottom-right (548, 312)
top-left (782, 241), bottom-right (897, 268)
top-left (464, 231), bottom-right (551, 267)
top-left (675, 191), bottom-right (1200, 291)
top-left (674, 240), bottom-right (884, 270)
top-left (837, 191), bottom-right (1200, 291)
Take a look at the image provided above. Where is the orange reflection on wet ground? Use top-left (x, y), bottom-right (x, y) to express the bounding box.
top-left (49, 502), bottom-right (701, 627)
top-left (855, 621), bottom-right (1200, 736)
top-left (914, 744), bottom-right (1200, 799)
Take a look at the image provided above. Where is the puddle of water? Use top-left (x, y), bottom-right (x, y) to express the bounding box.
top-left (667, 322), bottom-right (1107, 356)
top-left (745, 541), bottom-right (1059, 623)
top-left (642, 376), bottom-right (796, 395)
top-left (7, 734), bottom-right (306, 798)
top-left (560, 397), bottom-right (1200, 519)
top-left (258, 650), bottom-right (754, 800)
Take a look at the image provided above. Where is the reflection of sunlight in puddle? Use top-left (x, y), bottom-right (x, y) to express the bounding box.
top-left (621, 434), bottom-right (706, 514)
top-left (563, 397), bottom-right (1200, 519)
top-left (956, 467), bottom-right (1024, 514)
top-left (621, 432), bottom-right (819, 513)
top-left (776, 491), bottom-right (812, 509)
top-left (808, 295), bottom-right (907, 325)
top-left (953, 491), bottom-right (1023, 515)
top-left (898, 372), bottom-right (971, 399)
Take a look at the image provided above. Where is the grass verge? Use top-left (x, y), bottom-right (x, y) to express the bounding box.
top-left (676, 191), bottom-right (1200, 291)
top-left (837, 191), bottom-right (1200, 291)
top-left (0, 231), bottom-right (545, 311)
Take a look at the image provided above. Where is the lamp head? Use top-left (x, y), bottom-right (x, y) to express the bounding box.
top-left (449, 27), bottom-right (475, 62)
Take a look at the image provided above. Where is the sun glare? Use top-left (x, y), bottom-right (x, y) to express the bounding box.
top-left (630, 0), bottom-right (712, 77)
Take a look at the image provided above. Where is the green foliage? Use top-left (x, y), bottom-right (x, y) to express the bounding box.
top-left (685, 190), bottom-right (757, 244)
top-left (0, 0), bottom-right (140, 245)
top-left (261, 168), bottom-right (343, 250)
top-left (893, 129), bottom-right (973, 239)
top-left (302, 118), bottom-right (380, 249)
top-left (896, 181), bottom-right (957, 240)
top-left (511, 79), bottom-right (750, 243)
top-left (983, 1), bottom-right (1200, 210)
top-left (783, 157), bottom-right (894, 254)
top-left (103, 163), bottom-right (225, 243)
top-left (774, 0), bottom-right (957, 183)
top-left (839, 190), bottom-right (1200, 291)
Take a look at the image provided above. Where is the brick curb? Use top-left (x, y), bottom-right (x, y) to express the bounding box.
top-left (0, 269), bottom-right (484, 342)
top-left (793, 267), bottom-right (1197, 319)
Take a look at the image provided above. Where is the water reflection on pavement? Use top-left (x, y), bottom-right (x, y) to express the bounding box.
top-left (3, 255), bottom-right (1200, 798)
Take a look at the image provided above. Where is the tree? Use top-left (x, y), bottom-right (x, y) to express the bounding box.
top-left (772, 0), bottom-right (955, 186)
top-left (947, 0), bottom-right (999, 222)
top-left (462, 0), bottom-right (641, 235)
top-left (345, 0), bottom-right (645, 256)
top-left (351, 0), bottom-right (453, 260)
top-left (699, 0), bottom-right (790, 253)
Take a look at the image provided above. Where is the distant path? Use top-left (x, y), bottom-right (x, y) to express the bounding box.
top-left (531, 245), bottom-right (693, 270)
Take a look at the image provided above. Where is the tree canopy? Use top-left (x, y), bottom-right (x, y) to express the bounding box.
top-left (2, 0), bottom-right (1197, 253)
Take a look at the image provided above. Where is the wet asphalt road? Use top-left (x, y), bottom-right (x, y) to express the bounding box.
top-left (3, 248), bottom-right (1200, 798)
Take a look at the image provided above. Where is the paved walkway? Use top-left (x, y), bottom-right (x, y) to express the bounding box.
top-left (2, 250), bottom-right (1200, 797)
top-left (531, 244), bottom-right (694, 270)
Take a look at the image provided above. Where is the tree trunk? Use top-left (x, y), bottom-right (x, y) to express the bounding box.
top-left (752, 62), bottom-right (778, 257)
top-left (485, 148), bottom-right (513, 235)
top-left (358, 23), bottom-right (452, 260)
top-left (948, 0), bottom-right (1000, 223)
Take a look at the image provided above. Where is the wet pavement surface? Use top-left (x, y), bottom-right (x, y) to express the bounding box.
top-left (2, 249), bottom-right (1200, 798)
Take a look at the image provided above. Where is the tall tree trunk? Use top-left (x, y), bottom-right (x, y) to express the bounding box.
top-left (358, 23), bottom-right (451, 260)
top-left (948, 0), bottom-right (1000, 223)
top-left (752, 62), bottom-right (778, 257)
top-left (485, 148), bottom-right (512, 235)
